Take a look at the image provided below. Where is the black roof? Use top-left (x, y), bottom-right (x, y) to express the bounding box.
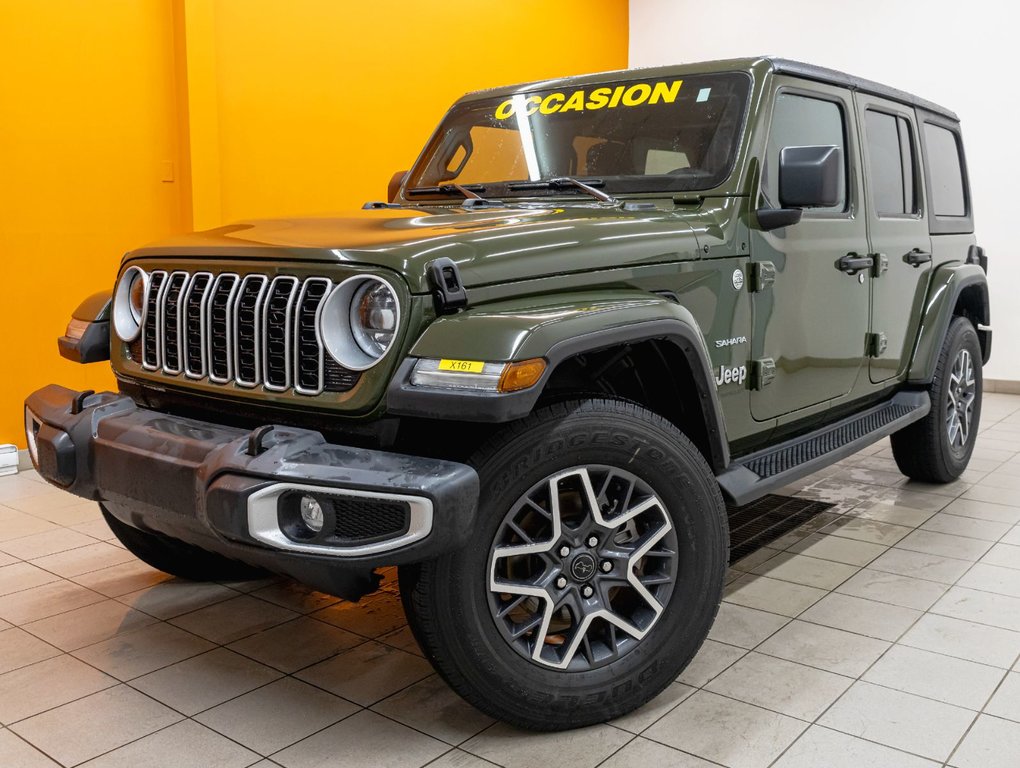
top-left (770, 58), bottom-right (958, 121)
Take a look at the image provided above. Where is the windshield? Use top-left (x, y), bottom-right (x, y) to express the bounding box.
top-left (406, 72), bottom-right (750, 200)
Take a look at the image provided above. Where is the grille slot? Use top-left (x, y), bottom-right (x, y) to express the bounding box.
top-left (331, 497), bottom-right (410, 543)
top-left (136, 269), bottom-right (361, 396)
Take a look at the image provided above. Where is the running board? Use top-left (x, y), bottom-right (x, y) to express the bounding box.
top-left (717, 391), bottom-right (930, 506)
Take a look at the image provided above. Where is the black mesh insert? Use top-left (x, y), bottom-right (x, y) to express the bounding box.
top-left (235, 277), bottom-right (265, 385)
top-left (162, 273), bottom-right (188, 372)
top-left (331, 497), bottom-right (410, 543)
top-left (209, 275), bottom-right (238, 380)
top-left (323, 358), bottom-right (361, 393)
top-left (141, 271), bottom-right (165, 368)
top-left (184, 273), bottom-right (210, 375)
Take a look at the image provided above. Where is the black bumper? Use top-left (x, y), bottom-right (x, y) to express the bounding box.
top-left (24, 385), bottom-right (479, 599)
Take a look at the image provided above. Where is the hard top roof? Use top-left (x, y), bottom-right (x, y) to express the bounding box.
top-left (461, 56), bottom-right (958, 122)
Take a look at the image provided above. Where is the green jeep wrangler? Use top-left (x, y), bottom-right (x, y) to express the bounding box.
top-left (26, 57), bottom-right (990, 730)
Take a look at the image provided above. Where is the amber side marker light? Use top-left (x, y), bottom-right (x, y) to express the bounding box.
top-left (498, 358), bottom-right (547, 393)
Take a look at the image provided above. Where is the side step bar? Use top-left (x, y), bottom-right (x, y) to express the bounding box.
top-left (717, 391), bottom-right (930, 506)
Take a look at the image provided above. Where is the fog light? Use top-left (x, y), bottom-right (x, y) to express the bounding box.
top-left (300, 495), bottom-right (325, 533)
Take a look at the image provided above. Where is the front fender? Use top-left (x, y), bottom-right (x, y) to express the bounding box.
top-left (386, 290), bottom-right (729, 467)
top-left (908, 263), bottom-right (990, 383)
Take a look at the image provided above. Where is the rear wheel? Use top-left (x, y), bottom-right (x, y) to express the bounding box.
top-left (101, 504), bottom-right (267, 582)
top-left (892, 316), bottom-right (982, 482)
top-left (400, 399), bottom-right (728, 730)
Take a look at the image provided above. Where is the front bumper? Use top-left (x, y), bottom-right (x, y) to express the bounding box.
top-left (24, 385), bottom-right (478, 599)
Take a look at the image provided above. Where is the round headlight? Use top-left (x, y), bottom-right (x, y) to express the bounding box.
top-left (113, 266), bottom-right (148, 342)
top-left (319, 276), bottom-right (400, 371)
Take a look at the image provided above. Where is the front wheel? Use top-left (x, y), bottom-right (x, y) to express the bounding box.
top-left (891, 316), bottom-right (983, 483)
top-left (400, 399), bottom-right (728, 730)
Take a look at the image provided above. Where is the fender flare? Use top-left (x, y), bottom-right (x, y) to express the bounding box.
top-left (386, 292), bottom-right (730, 470)
top-left (908, 263), bottom-right (990, 384)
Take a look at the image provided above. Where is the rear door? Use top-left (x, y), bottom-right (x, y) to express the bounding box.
top-left (855, 94), bottom-right (932, 383)
top-left (749, 80), bottom-right (870, 421)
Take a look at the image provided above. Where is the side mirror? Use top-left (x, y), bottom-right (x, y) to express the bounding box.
top-left (778, 145), bottom-right (841, 208)
top-left (388, 170), bottom-right (408, 203)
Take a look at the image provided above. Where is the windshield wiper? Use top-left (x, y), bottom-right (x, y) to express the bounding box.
top-left (508, 177), bottom-right (618, 204)
top-left (407, 183), bottom-right (488, 198)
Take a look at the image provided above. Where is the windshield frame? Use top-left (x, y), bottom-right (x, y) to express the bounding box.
top-left (401, 70), bottom-right (753, 203)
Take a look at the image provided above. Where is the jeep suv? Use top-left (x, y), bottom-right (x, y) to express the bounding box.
top-left (26, 57), bottom-right (990, 730)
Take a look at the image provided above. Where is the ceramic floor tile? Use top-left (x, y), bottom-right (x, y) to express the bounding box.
top-left (981, 542), bottom-right (1020, 570)
top-left (895, 530), bottom-right (992, 561)
top-left (228, 615), bottom-right (365, 673)
top-left (705, 651), bottom-right (852, 720)
top-left (70, 558), bottom-right (173, 597)
top-left (130, 647), bottom-right (282, 716)
top-left (962, 485), bottom-right (1020, 507)
top-left (863, 644), bottom-right (1006, 710)
top-left (931, 586), bottom-right (1020, 633)
top-left (608, 681), bottom-right (696, 734)
top-left (845, 500), bottom-right (937, 528)
top-left (22, 597), bottom-right (156, 651)
top-left (294, 640), bottom-right (433, 706)
top-left (0, 579), bottom-right (106, 624)
top-left (835, 568), bottom-right (949, 611)
top-left (644, 690), bottom-right (806, 768)
top-left (731, 546), bottom-right (783, 573)
top-left (1003, 525), bottom-right (1020, 547)
top-left (600, 737), bottom-right (718, 768)
top-left (169, 594), bottom-right (299, 644)
top-left (376, 624), bottom-right (424, 657)
top-left (867, 547), bottom-right (974, 584)
top-left (0, 654), bottom-right (117, 724)
top-left (249, 580), bottom-right (341, 614)
top-left (819, 681), bottom-right (974, 761)
top-left (310, 591), bottom-right (407, 639)
top-left (116, 580), bottom-right (237, 619)
top-left (0, 627), bottom-right (61, 675)
top-left (956, 562), bottom-right (1020, 598)
top-left (785, 533), bottom-right (887, 566)
top-left (942, 497), bottom-right (1020, 524)
top-left (29, 541), bottom-right (136, 578)
top-left (757, 620), bottom-right (891, 677)
top-left (27, 500), bottom-right (103, 527)
top-left (772, 724), bottom-right (939, 768)
top-left (723, 574), bottom-right (827, 617)
top-left (424, 749), bottom-right (503, 768)
top-left (0, 527), bottom-right (93, 558)
top-left (0, 562), bottom-right (59, 596)
top-left (820, 516), bottom-right (913, 546)
top-left (371, 673), bottom-right (495, 745)
top-left (274, 710), bottom-right (449, 768)
top-left (77, 719), bottom-right (260, 768)
top-left (985, 672), bottom-right (1020, 722)
top-left (799, 592), bottom-right (922, 641)
top-left (2, 489), bottom-right (85, 516)
top-left (71, 621), bottom-right (216, 680)
top-left (462, 721), bottom-right (633, 768)
top-left (900, 613), bottom-right (1020, 668)
top-left (0, 728), bottom-right (61, 768)
top-left (749, 552), bottom-right (859, 590)
top-left (706, 602), bottom-right (789, 649)
top-left (196, 677), bottom-right (358, 755)
top-left (920, 512), bottom-right (1013, 542)
top-left (948, 714), bottom-right (1020, 768)
top-left (677, 638), bottom-right (747, 687)
top-left (10, 684), bottom-right (181, 767)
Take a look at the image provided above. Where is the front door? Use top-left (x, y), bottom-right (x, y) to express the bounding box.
top-left (855, 94), bottom-right (933, 383)
top-left (749, 79), bottom-right (870, 421)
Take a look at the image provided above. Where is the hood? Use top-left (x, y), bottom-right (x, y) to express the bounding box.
top-left (130, 204), bottom-right (702, 293)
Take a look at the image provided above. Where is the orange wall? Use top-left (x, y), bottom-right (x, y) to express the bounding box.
top-left (0, 0), bottom-right (629, 447)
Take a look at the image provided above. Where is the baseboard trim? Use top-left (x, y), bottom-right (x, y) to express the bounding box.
top-left (985, 378), bottom-right (1020, 395)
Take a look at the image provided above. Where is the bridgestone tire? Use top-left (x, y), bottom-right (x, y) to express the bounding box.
top-left (891, 316), bottom-right (983, 483)
top-left (399, 398), bottom-right (728, 731)
top-left (101, 504), bottom-right (268, 582)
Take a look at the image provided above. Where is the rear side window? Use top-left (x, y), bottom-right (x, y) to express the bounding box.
top-left (923, 123), bottom-right (966, 216)
top-left (865, 110), bottom-right (917, 215)
top-left (765, 92), bottom-right (847, 213)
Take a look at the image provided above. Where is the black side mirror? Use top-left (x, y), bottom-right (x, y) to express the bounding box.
top-left (778, 145), bottom-right (841, 208)
top-left (388, 170), bottom-right (408, 203)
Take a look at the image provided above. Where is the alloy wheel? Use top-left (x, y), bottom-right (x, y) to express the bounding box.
top-left (946, 347), bottom-right (977, 451)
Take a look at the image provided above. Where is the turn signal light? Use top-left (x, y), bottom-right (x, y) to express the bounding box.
top-left (498, 358), bottom-right (547, 393)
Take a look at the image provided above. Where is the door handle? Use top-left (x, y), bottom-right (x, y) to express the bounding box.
top-left (836, 252), bottom-right (874, 275)
top-left (903, 248), bottom-right (932, 267)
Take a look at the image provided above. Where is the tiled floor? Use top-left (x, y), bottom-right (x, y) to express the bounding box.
top-left (1, 393), bottom-right (1020, 767)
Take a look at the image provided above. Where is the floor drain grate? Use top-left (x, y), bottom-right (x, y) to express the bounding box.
top-left (727, 494), bottom-right (835, 564)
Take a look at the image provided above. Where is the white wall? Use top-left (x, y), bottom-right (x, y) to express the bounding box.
top-left (630, 0), bottom-right (1019, 381)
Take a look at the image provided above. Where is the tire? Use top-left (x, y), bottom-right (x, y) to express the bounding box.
top-left (891, 316), bottom-right (983, 483)
top-left (399, 398), bottom-right (728, 730)
top-left (101, 504), bottom-right (268, 582)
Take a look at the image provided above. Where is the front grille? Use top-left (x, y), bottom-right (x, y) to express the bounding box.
top-left (331, 497), bottom-right (410, 543)
top-left (137, 269), bottom-right (360, 395)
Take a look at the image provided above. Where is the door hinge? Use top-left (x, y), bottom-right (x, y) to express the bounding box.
top-left (751, 358), bottom-right (776, 390)
top-left (871, 253), bottom-right (889, 278)
top-left (867, 332), bottom-right (888, 358)
top-left (750, 261), bottom-right (776, 292)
